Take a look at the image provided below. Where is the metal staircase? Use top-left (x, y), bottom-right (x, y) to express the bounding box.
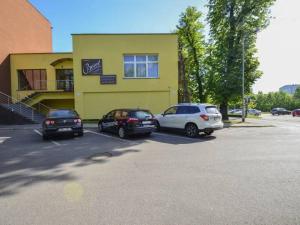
top-left (0, 91), bottom-right (50, 124)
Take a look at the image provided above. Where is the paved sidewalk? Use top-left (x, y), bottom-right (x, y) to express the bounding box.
top-left (224, 117), bottom-right (274, 128)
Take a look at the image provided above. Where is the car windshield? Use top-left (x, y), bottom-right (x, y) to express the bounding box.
top-left (130, 110), bottom-right (153, 120)
top-left (205, 106), bottom-right (219, 114)
top-left (48, 110), bottom-right (78, 118)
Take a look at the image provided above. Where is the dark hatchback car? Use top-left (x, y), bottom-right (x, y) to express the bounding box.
top-left (271, 108), bottom-right (291, 115)
top-left (98, 109), bottom-right (155, 138)
top-left (42, 109), bottom-right (83, 140)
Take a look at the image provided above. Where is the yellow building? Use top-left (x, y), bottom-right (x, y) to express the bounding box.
top-left (10, 34), bottom-right (178, 120)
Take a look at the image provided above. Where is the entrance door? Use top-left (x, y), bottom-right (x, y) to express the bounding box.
top-left (56, 69), bottom-right (74, 91)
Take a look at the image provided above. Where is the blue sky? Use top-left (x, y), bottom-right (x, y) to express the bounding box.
top-left (29, 0), bottom-right (300, 92)
top-left (29, 0), bottom-right (205, 52)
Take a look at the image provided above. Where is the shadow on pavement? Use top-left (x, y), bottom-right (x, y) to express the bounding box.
top-left (0, 127), bottom-right (145, 198)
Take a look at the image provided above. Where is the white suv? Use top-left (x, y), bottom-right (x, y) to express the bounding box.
top-left (155, 103), bottom-right (223, 137)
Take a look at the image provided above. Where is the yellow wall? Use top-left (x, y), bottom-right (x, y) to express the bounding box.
top-left (72, 34), bottom-right (178, 119)
top-left (10, 53), bottom-right (73, 101)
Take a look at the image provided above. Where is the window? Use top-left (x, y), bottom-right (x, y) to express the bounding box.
top-left (48, 110), bottom-right (78, 118)
top-left (124, 55), bottom-right (159, 78)
top-left (164, 107), bottom-right (177, 115)
top-left (130, 110), bottom-right (153, 119)
top-left (176, 106), bottom-right (200, 114)
top-left (18, 69), bottom-right (47, 91)
top-left (205, 106), bottom-right (219, 114)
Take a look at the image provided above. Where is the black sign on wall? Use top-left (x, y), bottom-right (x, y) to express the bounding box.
top-left (100, 75), bottom-right (117, 85)
top-left (82, 59), bottom-right (103, 75)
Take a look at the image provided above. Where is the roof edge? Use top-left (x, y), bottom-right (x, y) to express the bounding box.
top-left (71, 33), bottom-right (177, 36)
top-left (26, 0), bottom-right (51, 25)
top-left (10, 52), bottom-right (72, 55)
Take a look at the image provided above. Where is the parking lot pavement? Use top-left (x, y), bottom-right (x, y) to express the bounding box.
top-left (1, 119), bottom-right (300, 225)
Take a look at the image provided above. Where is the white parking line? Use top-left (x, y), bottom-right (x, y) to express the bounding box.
top-left (33, 129), bottom-right (61, 146)
top-left (0, 137), bottom-right (11, 144)
top-left (153, 132), bottom-right (215, 143)
top-left (84, 129), bottom-right (133, 143)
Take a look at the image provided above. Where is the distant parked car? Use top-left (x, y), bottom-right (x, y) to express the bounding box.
top-left (271, 108), bottom-right (291, 115)
top-left (292, 109), bottom-right (300, 117)
top-left (155, 103), bottom-right (223, 138)
top-left (98, 109), bottom-right (155, 138)
top-left (42, 109), bottom-right (83, 140)
top-left (248, 109), bottom-right (261, 116)
top-left (229, 109), bottom-right (242, 115)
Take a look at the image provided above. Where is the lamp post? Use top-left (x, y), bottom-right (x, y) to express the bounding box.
top-left (242, 33), bottom-right (246, 122)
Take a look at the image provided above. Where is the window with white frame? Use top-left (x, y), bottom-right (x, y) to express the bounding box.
top-left (124, 55), bottom-right (159, 78)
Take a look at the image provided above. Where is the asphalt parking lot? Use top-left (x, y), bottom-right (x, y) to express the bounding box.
top-left (1, 115), bottom-right (300, 225)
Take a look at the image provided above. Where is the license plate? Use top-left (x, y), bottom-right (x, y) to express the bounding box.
top-left (142, 121), bottom-right (152, 125)
top-left (58, 128), bottom-right (72, 132)
top-left (214, 117), bottom-right (220, 121)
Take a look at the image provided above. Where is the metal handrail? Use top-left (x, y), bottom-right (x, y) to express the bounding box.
top-left (0, 91), bottom-right (50, 122)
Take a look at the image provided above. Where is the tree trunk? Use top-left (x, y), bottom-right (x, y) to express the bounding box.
top-left (220, 101), bottom-right (229, 120)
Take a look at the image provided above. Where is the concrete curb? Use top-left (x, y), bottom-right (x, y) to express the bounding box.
top-left (223, 123), bottom-right (275, 128)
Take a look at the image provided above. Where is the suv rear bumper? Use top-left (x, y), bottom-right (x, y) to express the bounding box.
top-left (199, 124), bottom-right (223, 132)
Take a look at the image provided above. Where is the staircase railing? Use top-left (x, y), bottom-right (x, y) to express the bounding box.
top-left (0, 91), bottom-right (51, 122)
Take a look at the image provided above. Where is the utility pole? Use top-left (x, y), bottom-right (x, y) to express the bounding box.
top-left (242, 33), bottom-right (246, 122)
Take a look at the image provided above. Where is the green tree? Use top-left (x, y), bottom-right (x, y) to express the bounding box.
top-left (206, 0), bottom-right (276, 119)
top-left (177, 6), bottom-right (207, 103)
top-left (293, 87), bottom-right (300, 100)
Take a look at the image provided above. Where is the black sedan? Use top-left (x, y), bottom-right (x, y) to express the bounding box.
top-left (98, 109), bottom-right (155, 138)
top-left (42, 109), bottom-right (83, 140)
top-left (271, 108), bottom-right (291, 115)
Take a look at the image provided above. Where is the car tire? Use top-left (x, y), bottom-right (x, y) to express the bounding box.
top-left (185, 123), bottom-right (199, 138)
top-left (78, 131), bottom-right (84, 137)
top-left (204, 130), bottom-right (214, 136)
top-left (98, 122), bottom-right (104, 133)
top-left (118, 127), bottom-right (126, 139)
top-left (144, 132), bottom-right (152, 136)
top-left (43, 134), bottom-right (49, 140)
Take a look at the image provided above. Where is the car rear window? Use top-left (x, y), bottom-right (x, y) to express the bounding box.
top-left (48, 110), bottom-right (78, 118)
top-left (130, 110), bottom-right (153, 120)
top-left (205, 106), bottom-right (219, 114)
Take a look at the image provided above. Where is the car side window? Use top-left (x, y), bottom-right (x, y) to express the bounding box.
top-left (164, 107), bottom-right (177, 115)
top-left (114, 110), bottom-right (123, 120)
top-left (176, 106), bottom-right (188, 114)
top-left (106, 111), bottom-right (115, 119)
top-left (177, 106), bottom-right (200, 114)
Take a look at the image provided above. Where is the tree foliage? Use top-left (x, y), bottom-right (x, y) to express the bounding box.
top-left (254, 91), bottom-right (300, 112)
top-left (206, 0), bottom-right (276, 119)
top-left (177, 6), bottom-right (207, 103)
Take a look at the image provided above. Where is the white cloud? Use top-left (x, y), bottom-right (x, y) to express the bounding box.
top-left (254, 0), bottom-right (300, 93)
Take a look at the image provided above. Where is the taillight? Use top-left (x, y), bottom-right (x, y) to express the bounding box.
top-left (45, 120), bottom-right (55, 125)
top-left (200, 114), bottom-right (209, 121)
top-left (127, 118), bottom-right (139, 123)
top-left (74, 118), bottom-right (82, 124)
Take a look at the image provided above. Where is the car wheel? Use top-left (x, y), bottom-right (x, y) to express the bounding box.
top-left (144, 132), bottom-right (152, 136)
top-left (43, 134), bottom-right (49, 140)
top-left (185, 123), bottom-right (198, 138)
top-left (98, 122), bottom-right (104, 132)
top-left (118, 127), bottom-right (126, 139)
top-left (204, 130), bottom-right (214, 136)
top-left (78, 131), bottom-right (84, 137)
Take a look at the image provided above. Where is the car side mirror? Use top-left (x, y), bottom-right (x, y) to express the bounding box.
top-left (102, 115), bottom-right (107, 119)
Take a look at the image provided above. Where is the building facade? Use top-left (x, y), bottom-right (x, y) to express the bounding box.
top-left (0, 0), bottom-right (52, 96)
top-left (10, 34), bottom-right (178, 119)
